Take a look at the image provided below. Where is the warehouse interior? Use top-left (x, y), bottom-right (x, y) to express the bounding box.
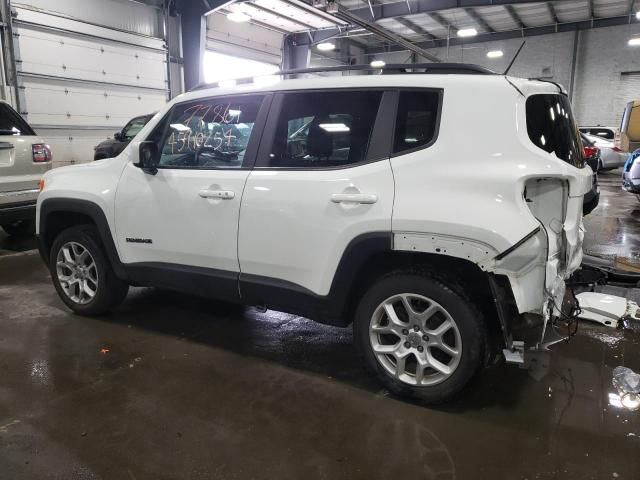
top-left (1, 0), bottom-right (640, 478)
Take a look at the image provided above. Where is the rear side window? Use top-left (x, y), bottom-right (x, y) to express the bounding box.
top-left (526, 94), bottom-right (584, 168)
top-left (587, 128), bottom-right (614, 140)
top-left (265, 91), bottom-right (382, 168)
top-left (393, 91), bottom-right (440, 154)
top-left (0, 103), bottom-right (35, 136)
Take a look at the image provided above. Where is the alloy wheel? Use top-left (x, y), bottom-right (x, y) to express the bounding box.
top-left (369, 293), bottom-right (462, 386)
top-left (56, 242), bottom-right (99, 305)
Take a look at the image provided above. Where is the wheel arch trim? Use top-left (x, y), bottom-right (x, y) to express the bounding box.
top-left (38, 198), bottom-right (127, 280)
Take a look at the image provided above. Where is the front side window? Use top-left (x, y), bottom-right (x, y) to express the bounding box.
top-left (393, 90), bottom-right (440, 154)
top-left (266, 91), bottom-right (382, 168)
top-left (0, 103), bottom-right (35, 136)
top-left (158, 96), bottom-right (263, 169)
top-left (526, 94), bottom-right (584, 168)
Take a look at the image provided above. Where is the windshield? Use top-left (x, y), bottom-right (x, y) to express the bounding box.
top-left (122, 116), bottom-right (150, 140)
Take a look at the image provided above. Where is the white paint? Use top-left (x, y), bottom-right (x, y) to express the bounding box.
top-left (38, 73), bottom-right (592, 318)
top-left (239, 161), bottom-right (394, 296)
top-left (115, 161), bottom-right (250, 272)
top-left (576, 292), bottom-right (635, 328)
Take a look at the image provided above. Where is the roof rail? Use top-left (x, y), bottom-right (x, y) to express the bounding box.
top-left (189, 62), bottom-right (495, 92)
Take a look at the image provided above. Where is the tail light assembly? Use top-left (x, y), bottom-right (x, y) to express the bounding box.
top-left (32, 143), bottom-right (52, 163)
top-left (583, 146), bottom-right (598, 159)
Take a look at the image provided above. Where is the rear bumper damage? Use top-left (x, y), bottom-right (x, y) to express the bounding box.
top-left (482, 174), bottom-right (591, 361)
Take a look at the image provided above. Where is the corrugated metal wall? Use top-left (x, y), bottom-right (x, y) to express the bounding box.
top-left (12, 1), bottom-right (169, 167)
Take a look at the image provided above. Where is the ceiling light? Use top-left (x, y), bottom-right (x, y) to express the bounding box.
top-left (636, 11), bottom-right (640, 20)
top-left (317, 42), bottom-right (335, 51)
top-left (319, 123), bottom-right (350, 132)
top-left (621, 393), bottom-right (640, 411)
top-left (370, 59), bottom-right (386, 68)
top-left (629, 37), bottom-right (640, 46)
top-left (170, 124), bottom-right (191, 132)
top-left (227, 12), bottom-right (250, 23)
top-left (487, 50), bottom-right (503, 58)
top-left (457, 28), bottom-right (478, 38)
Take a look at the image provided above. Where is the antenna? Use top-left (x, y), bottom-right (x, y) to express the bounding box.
top-left (503, 40), bottom-right (526, 76)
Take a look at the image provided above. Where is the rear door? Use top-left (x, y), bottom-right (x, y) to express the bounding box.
top-left (237, 89), bottom-right (395, 299)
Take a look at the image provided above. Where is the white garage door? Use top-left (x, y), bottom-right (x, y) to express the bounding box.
top-left (13, 6), bottom-right (168, 167)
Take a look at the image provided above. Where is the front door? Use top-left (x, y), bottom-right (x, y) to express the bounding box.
top-left (114, 94), bottom-right (269, 297)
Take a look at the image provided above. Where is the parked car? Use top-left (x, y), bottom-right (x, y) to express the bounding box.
top-left (622, 148), bottom-right (640, 201)
top-left (579, 126), bottom-right (617, 141)
top-left (618, 100), bottom-right (640, 153)
top-left (36, 65), bottom-right (592, 403)
top-left (580, 133), bottom-right (600, 215)
top-left (93, 113), bottom-right (154, 160)
top-left (583, 132), bottom-right (627, 170)
top-left (0, 100), bottom-right (52, 237)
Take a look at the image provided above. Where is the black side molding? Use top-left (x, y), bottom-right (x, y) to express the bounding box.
top-left (124, 262), bottom-right (241, 302)
top-left (240, 232), bottom-right (392, 326)
top-left (494, 227), bottom-right (541, 261)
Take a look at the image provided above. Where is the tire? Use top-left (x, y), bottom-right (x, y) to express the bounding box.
top-left (49, 225), bottom-right (129, 315)
top-left (1, 219), bottom-right (36, 237)
top-left (597, 160), bottom-right (603, 172)
top-left (353, 272), bottom-right (486, 404)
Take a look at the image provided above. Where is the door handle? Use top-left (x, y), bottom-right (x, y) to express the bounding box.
top-left (330, 193), bottom-right (378, 204)
top-left (0, 142), bottom-right (15, 150)
top-left (198, 189), bottom-right (235, 200)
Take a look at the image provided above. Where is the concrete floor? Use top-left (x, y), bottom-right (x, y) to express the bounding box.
top-left (1, 170), bottom-right (640, 479)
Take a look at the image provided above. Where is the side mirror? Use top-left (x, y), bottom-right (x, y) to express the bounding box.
top-left (135, 141), bottom-right (159, 175)
top-left (114, 132), bottom-right (123, 141)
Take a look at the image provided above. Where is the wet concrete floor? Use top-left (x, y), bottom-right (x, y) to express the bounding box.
top-left (1, 170), bottom-right (640, 479)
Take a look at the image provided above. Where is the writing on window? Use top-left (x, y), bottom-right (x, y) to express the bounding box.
top-left (159, 97), bottom-right (262, 169)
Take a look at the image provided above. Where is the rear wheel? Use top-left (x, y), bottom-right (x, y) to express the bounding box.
top-left (49, 225), bottom-right (129, 315)
top-left (354, 272), bottom-right (486, 404)
top-left (1, 219), bottom-right (36, 237)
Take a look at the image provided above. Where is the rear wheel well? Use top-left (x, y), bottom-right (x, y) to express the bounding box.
top-left (343, 251), bottom-right (506, 355)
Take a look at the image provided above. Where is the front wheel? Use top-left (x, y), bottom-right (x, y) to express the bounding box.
top-left (354, 272), bottom-right (486, 404)
top-left (49, 225), bottom-right (129, 315)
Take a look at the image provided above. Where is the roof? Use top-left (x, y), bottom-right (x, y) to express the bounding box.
top-left (175, 71), bottom-right (562, 105)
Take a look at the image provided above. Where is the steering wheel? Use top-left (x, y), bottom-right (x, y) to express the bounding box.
top-left (195, 145), bottom-right (238, 167)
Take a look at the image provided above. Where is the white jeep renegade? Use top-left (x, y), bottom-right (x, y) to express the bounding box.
top-left (37, 64), bottom-right (592, 403)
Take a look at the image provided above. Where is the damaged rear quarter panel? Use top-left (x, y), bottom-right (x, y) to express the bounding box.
top-left (391, 79), bottom-right (592, 316)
